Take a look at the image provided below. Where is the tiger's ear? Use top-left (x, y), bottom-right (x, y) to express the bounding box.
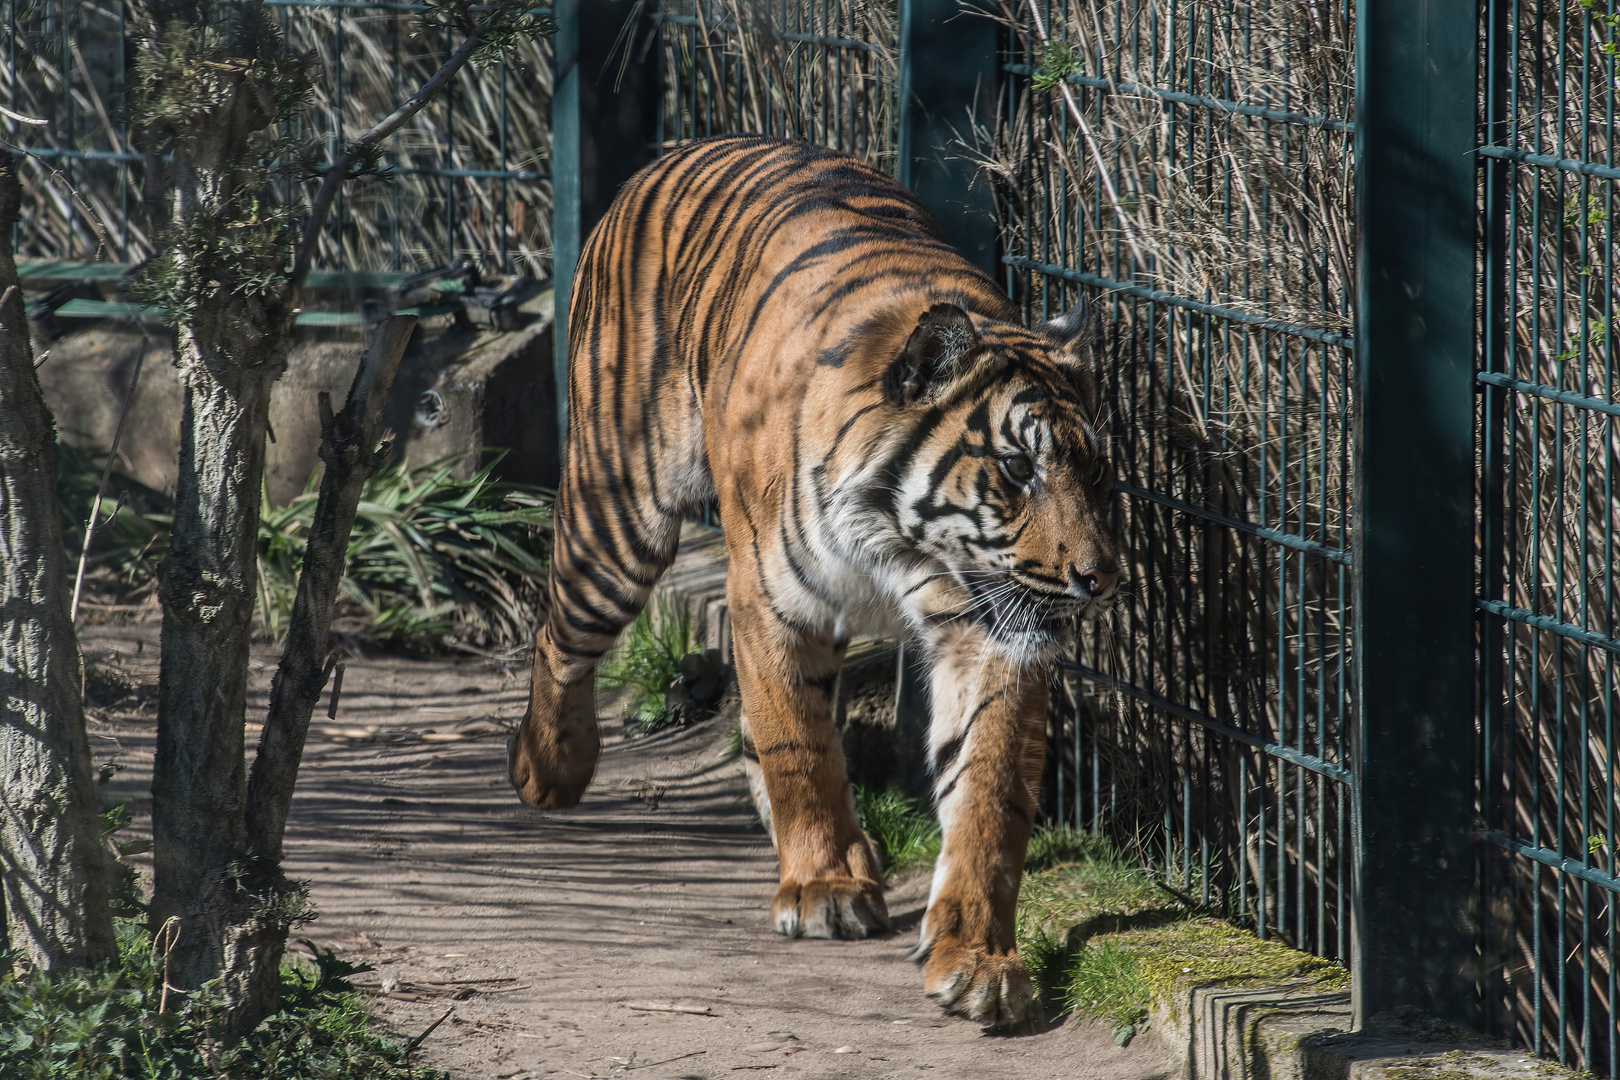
top-left (1036, 295), bottom-right (1103, 417)
top-left (884, 303), bottom-right (981, 407)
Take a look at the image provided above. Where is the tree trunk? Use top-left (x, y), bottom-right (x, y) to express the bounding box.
top-left (0, 152), bottom-right (117, 972)
top-left (150, 154), bottom-right (297, 1017)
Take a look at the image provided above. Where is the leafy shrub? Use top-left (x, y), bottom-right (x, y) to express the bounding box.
top-left (55, 442), bottom-right (553, 652)
top-left (0, 921), bottom-right (445, 1080)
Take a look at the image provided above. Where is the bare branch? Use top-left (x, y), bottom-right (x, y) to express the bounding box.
top-left (287, 29), bottom-right (485, 292)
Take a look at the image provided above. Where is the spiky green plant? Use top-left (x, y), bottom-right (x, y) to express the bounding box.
top-left (256, 452), bottom-right (551, 650)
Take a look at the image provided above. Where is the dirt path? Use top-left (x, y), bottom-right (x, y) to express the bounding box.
top-left (83, 612), bottom-right (1176, 1080)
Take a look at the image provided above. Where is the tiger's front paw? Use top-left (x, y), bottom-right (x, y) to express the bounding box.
top-left (771, 877), bottom-right (890, 940)
top-left (509, 678), bottom-right (599, 809)
top-left (923, 941), bottom-right (1037, 1030)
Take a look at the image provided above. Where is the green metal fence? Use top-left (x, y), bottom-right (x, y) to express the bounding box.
top-left (653, 0), bottom-right (897, 167)
top-left (1478, 0), bottom-right (1619, 1068)
top-left (2, 0), bottom-right (552, 275)
top-left (998, 0), bottom-right (1357, 966)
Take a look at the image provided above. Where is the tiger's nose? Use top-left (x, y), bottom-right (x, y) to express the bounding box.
top-left (1072, 564), bottom-right (1121, 597)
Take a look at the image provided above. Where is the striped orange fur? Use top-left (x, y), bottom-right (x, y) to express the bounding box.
top-left (509, 136), bottom-right (1121, 1027)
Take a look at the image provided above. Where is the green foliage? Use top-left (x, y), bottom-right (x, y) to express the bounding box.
top-left (1015, 835), bottom-right (1346, 1038)
top-left (0, 921), bottom-right (444, 1080)
top-left (56, 444), bottom-right (551, 651)
top-left (723, 716), bottom-right (746, 760)
top-left (1014, 834), bottom-right (1163, 998)
top-left (597, 597), bottom-right (697, 722)
top-left (127, 3), bottom-right (317, 323)
top-left (1577, 0), bottom-right (1620, 56)
top-left (854, 786), bottom-right (941, 875)
top-left (1033, 40), bottom-right (1085, 90)
top-left (415, 0), bottom-right (558, 68)
top-left (1024, 824), bottom-right (1117, 874)
top-left (257, 453), bottom-right (552, 650)
top-left (55, 441), bottom-right (169, 589)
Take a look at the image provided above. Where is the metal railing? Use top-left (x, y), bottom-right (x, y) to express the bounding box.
top-left (652, 0), bottom-right (899, 170)
top-left (2, 0), bottom-right (552, 276)
top-left (1478, 0), bottom-right (1618, 1069)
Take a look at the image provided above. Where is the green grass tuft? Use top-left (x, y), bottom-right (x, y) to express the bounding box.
top-left (1061, 938), bottom-right (1152, 1027)
top-left (0, 920), bottom-right (445, 1080)
top-left (597, 596), bottom-right (697, 725)
top-left (854, 786), bottom-right (941, 876)
top-left (722, 715), bottom-right (746, 760)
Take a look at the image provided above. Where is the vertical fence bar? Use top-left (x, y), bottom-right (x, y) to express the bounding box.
top-left (897, 0), bottom-right (998, 277)
top-left (550, 0), bottom-right (659, 466)
top-left (1351, 0), bottom-right (1479, 1029)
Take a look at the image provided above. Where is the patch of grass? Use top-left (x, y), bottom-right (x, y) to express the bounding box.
top-left (1062, 938), bottom-right (1152, 1029)
top-left (0, 920), bottom-right (445, 1080)
top-left (723, 715), bottom-right (745, 760)
top-left (597, 597), bottom-right (696, 724)
top-left (1114, 916), bottom-right (1348, 1005)
top-left (854, 786), bottom-right (941, 875)
top-left (1023, 824), bottom-right (1119, 873)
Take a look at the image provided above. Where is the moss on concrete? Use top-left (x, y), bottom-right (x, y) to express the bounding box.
top-left (1016, 852), bottom-right (1346, 1027)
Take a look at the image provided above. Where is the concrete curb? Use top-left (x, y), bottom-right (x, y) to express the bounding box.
top-left (1154, 981), bottom-right (1577, 1079)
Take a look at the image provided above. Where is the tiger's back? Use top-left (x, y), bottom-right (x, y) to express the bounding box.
top-left (511, 136), bottom-right (1122, 1030)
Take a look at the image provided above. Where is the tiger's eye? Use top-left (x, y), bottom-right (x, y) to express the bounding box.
top-left (1001, 453), bottom-right (1035, 484)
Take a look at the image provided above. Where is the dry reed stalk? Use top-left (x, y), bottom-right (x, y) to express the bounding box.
top-left (654, 0), bottom-right (897, 171)
top-left (3, 1), bottom-right (553, 276)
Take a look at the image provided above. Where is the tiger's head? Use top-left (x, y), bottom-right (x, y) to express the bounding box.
top-left (876, 300), bottom-right (1122, 664)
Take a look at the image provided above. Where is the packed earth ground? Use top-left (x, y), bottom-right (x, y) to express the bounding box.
top-left (80, 603), bottom-right (1177, 1080)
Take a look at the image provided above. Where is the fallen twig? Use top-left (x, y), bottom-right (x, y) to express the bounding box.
top-left (404, 1006), bottom-right (454, 1054)
top-left (71, 337), bottom-right (149, 621)
top-left (621, 1002), bottom-right (718, 1016)
top-left (629, 1050), bottom-right (706, 1070)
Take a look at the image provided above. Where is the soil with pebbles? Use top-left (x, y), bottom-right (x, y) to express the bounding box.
top-left (81, 604), bottom-right (1174, 1080)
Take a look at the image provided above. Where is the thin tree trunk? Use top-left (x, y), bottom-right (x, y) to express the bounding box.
top-left (234, 315), bottom-right (414, 1016)
top-left (0, 151), bottom-right (116, 972)
top-left (247, 315), bottom-right (415, 863)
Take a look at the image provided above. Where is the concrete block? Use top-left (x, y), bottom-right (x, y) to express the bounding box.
top-left (33, 287), bottom-right (556, 504)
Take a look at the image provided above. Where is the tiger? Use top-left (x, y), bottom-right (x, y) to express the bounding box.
top-left (508, 135), bottom-right (1122, 1028)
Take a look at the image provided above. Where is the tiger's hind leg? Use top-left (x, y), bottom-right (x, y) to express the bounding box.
top-left (508, 462), bottom-right (686, 810)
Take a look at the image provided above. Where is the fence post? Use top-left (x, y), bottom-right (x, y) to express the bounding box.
top-left (897, 0), bottom-right (999, 277)
top-left (1352, 0), bottom-right (1479, 1030)
top-left (550, 0), bottom-right (659, 464)
top-left (894, 0), bottom-right (1001, 790)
